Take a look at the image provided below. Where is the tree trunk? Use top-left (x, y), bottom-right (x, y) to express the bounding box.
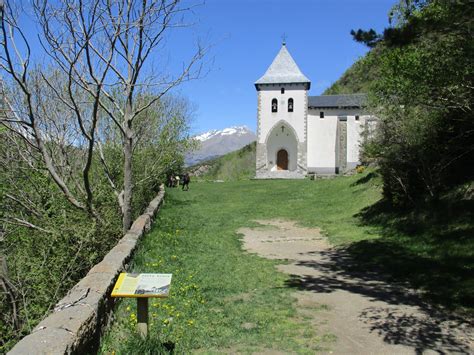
top-left (122, 117), bottom-right (133, 234)
top-left (0, 254), bottom-right (20, 331)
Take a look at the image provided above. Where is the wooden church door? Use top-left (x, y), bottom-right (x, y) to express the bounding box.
top-left (277, 149), bottom-right (288, 170)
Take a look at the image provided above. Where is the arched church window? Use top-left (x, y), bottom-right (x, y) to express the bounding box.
top-left (272, 98), bottom-right (278, 112)
top-left (288, 98), bottom-right (294, 112)
top-left (281, 88), bottom-right (285, 94)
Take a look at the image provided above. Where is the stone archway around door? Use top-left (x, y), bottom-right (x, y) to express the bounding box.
top-left (265, 120), bottom-right (298, 172)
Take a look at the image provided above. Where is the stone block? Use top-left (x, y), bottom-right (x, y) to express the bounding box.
top-left (121, 232), bottom-right (140, 242)
top-left (100, 251), bottom-right (127, 268)
top-left (129, 215), bottom-right (151, 235)
top-left (8, 328), bottom-right (75, 355)
top-left (87, 261), bottom-right (124, 277)
top-left (35, 303), bottom-right (96, 337)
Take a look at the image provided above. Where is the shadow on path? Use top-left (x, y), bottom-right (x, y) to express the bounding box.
top-left (285, 246), bottom-right (473, 354)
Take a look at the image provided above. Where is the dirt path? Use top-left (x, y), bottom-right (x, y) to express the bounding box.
top-left (237, 220), bottom-right (473, 354)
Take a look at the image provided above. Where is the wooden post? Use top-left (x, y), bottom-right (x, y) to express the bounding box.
top-left (112, 273), bottom-right (172, 339)
top-left (137, 298), bottom-right (148, 338)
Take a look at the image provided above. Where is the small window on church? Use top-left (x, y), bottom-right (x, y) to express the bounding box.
top-left (281, 88), bottom-right (285, 94)
top-left (355, 115), bottom-right (360, 121)
top-left (288, 98), bottom-right (294, 112)
top-left (320, 111), bottom-right (324, 118)
top-left (272, 98), bottom-right (278, 113)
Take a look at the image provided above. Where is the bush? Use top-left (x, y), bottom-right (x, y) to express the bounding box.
top-left (361, 0), bottom-right (474, 205)
top-left (0, 96), bottom-right (191, 351)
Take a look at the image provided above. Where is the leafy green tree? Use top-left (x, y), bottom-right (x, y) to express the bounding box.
top-left (357, 0), bottom-right (474, 204)
top-left (350, 29), bottom-right (381, 48)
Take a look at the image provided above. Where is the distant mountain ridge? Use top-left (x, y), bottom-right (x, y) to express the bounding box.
top-left (186, 125), bottom-right (256, 165)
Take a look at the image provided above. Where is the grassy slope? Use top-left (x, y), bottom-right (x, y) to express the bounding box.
top-left (100, 172), bottom-right (381, 354)
top-left (191, 142), bottom-right (256, 181)
top-left (100, 172), bottom-right (473, 353)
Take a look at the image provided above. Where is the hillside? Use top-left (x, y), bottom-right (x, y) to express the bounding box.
top-left (189, 141), bottom-right (256, 181)
top-left (323, 49), bottom-right (379, 95)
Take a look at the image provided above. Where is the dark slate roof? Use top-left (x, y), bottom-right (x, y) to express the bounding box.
top-left (308, 94), bottom-right (367, 108)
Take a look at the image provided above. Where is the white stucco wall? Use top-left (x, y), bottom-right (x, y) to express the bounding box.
top-left (307, 112), bottom-right (337, 172)
top-left (258, 83), bottom-right (307, 144)
top-left (307, 108), bottom-right (366, 173)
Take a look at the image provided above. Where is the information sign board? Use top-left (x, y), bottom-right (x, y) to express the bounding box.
top-left (111, 273), bottom-right (172, 298)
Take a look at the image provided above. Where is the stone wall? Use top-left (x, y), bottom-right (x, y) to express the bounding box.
top-left (336, 117), bottom-right (348, 174)
top-left (8, 187), bottom-right (166, 355)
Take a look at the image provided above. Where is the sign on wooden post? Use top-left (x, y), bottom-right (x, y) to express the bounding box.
top-left (112, 273), bottom-right (172, 338)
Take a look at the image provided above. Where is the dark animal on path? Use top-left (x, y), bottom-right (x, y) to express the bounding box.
top-left (182, 173), bottom-right (190, 191)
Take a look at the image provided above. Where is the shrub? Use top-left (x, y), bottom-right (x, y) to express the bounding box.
top-left (361, 0), bottom-right (474, 205)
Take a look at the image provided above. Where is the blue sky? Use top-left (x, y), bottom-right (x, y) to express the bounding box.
top-left (169, 0), bottom-right (396, 134)
top-left (17, 0), bottom-right (395, 135)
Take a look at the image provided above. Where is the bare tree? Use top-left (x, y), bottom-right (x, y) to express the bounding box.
top-left (0, 3), bottom-right (102, 220)
top-left (97, 93), bottom-right (197, 194)
top-left (1, 0), bottom-right (206, 232)
top-left (35, 0), bottom-right (205, 232)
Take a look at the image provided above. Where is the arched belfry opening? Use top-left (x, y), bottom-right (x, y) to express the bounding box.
top-left (265, 121), bottom-right (298, 172)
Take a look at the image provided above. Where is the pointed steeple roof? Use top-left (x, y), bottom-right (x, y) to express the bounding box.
top-left (255, 44), bottom-right (310, 87)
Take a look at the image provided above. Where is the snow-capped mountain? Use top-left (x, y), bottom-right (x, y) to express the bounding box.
top-left (194, 126), bottom-right (251, 142)
top-left (186, 125), bottom-right (256, 165)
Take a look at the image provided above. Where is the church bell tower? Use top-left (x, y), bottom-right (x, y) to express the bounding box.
top-left (254, 43), bottom-right (310, 179)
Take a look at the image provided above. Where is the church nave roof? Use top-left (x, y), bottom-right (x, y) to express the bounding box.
top-left (308, 94), bottom-right (367, 109)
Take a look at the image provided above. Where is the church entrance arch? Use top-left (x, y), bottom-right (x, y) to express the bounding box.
top-left (265, 120), bottom-right (298, 172)
top-left (277, 149), bottom-right (288, 170)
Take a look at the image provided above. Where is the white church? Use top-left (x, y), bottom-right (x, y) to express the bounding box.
top-left (255, 43), bottom-right (376, 179)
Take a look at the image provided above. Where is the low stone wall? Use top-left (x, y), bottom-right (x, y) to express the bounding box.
top-left (8, 187), bottom-right (166, 355)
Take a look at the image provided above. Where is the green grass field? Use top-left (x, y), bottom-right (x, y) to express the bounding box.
top-left (99, 171), bottom-right (473, 354)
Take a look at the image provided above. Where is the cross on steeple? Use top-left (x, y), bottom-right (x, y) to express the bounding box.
top-left (281, 33), bottom-right (287, 46)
